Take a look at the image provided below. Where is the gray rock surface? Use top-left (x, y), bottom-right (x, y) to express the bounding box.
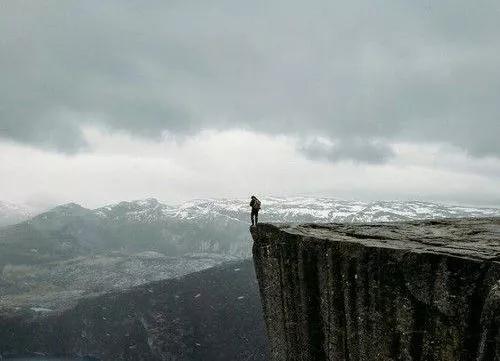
top-left (251, 218), bottom-right (500, 361)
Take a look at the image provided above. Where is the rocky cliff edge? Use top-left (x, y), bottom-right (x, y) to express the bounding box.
top-left (251, 218), bottom-right (500, 361)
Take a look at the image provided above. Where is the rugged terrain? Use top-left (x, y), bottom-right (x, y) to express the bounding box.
top-left (252, 218), bottom-right (500, 361)
top-left (3, 197), bottom-right (498, 312)
top-left (0, 260), bottom-right (267, 361)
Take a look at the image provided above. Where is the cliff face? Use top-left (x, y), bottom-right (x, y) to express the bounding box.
top-left (251, 218), bottom-right (500, 361)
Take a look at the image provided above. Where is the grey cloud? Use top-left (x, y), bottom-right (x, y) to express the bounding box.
top-left (0, 0), bottom-right (499, 161)
top-left (301, 138), bottom-right (394, 164)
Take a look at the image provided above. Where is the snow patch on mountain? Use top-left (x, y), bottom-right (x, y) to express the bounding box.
top-left (0, 201), bottom-right (36, 227)
top-left (93, 196), bottom-right (500, 224)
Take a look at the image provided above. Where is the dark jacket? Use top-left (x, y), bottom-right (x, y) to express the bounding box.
top-left (250, 197), bottom-right (261, 210)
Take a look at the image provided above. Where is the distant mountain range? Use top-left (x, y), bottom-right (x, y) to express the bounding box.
top-left (2, 197), bottom-right (499, 230)
top-left (1, 197), bottom-right (500, 266)
top-left (170, 196), bottom-right (500, 223)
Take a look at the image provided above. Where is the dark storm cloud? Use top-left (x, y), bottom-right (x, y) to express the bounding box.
top-left (1, 0), bottom-right (499, 160)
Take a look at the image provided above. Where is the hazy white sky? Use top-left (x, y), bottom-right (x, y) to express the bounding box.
top-left (1, 126), bottom-right (499, 209)
top-left (1, 1), bottom-right (499, 208)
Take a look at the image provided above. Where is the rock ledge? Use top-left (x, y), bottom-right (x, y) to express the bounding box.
top-left (251, 218), bottom-right (500, 361)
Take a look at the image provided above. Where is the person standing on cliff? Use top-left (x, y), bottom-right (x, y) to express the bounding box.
top-left (250, 195), bottom-right (261, 226)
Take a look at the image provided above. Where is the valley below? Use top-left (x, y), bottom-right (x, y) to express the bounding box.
top-left (1, 260), bottom-right (267, 361)
top-left (0, 252), bottom-right (237, 312)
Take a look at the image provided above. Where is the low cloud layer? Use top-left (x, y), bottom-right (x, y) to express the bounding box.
top-left (1, 0), bottom-right (500, 162)
top-left (1, 128), bottom-right (499, 209)
top-left (301, 138), bottom-right (395, 164)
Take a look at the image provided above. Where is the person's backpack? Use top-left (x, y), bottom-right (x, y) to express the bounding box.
top-left (254, 198), bottom-right (261, 210)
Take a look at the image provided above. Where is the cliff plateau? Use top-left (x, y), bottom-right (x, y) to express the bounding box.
top-left (251, 218), bottom-right (500, 361)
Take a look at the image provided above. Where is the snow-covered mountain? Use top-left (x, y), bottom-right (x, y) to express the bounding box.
top-left (231, 197), bottom-right (500, 223)
top-left (2, 197), bottom-right (499, 265)
top-left (0, 201), bottom-right (36, 227)
top-left (8, 196), bottom-right (498, 229)
top-left (105, 196), bottom-right (500, 224)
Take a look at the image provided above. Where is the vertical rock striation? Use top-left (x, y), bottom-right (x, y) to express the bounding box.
top-left (251, 218), bottom-right (500, 361)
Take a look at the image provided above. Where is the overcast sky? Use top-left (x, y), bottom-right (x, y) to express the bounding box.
top-left (1, 0), bottom-right (499, 209)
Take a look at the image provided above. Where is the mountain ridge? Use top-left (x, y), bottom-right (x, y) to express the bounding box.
top-left (11, 196), bottom-right (500, 227)
top-left (2, 197), bottom-right (499, 267)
